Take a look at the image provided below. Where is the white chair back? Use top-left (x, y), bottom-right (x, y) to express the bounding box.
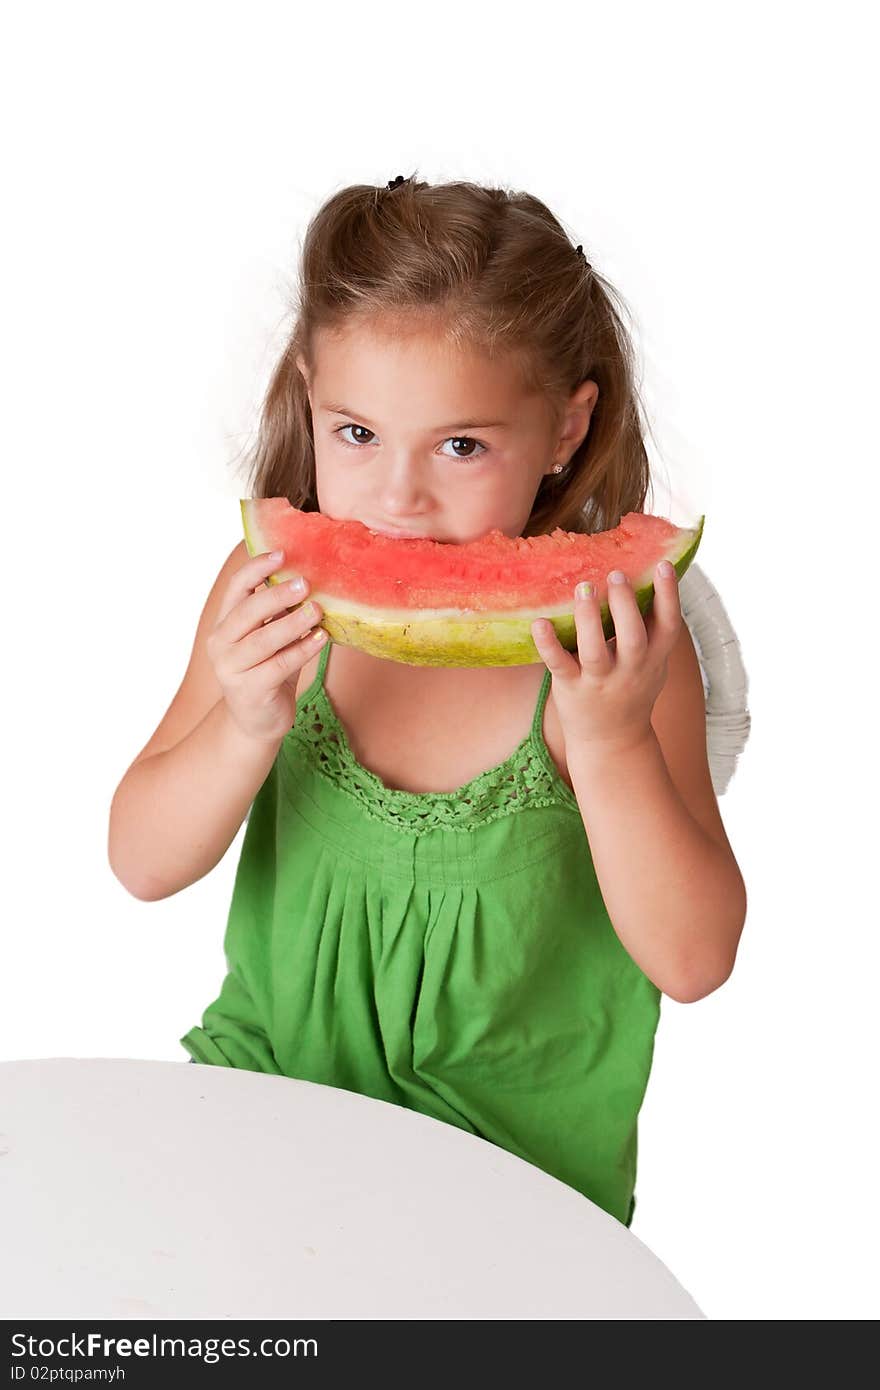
top-left (679, 563), bottom-right (750, 796)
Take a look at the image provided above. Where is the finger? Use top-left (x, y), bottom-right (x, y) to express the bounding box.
top-left (231, 601), bottom-right (325, 677)
top-left (243, 572), bottom-right (312, 642)
top-left (231, 574), bottom-right (312, 643)
top-left (645, 560), bottom-right (683, 654)
top-left (604, 570), bottom-right (648, 666)
top-left (216, 549), bottom-right (290, 626)
top-left (261, 623), bottom-right (329, 689)
top-left (572, 581), bottom-right (614, 673)
top-left (254, 581), bottom-right (315, 636)
top-left (530, 616), bottom-right (581, 678)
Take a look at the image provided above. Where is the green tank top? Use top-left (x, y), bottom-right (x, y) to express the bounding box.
top-left (181, 638), bottom-right (662, 1228)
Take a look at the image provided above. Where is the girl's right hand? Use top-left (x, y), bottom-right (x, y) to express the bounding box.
top-left (206, 549), bottom-right (327, 743)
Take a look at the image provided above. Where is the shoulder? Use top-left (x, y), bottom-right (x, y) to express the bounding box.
top-left (650, 621), bottom-right (732, 852)
top-left (196, 540), bottom-right (254, 627)
top-left (656, 620), bottom-right (704, 714)
top-left (120, 538), bottom-right (255, 772)
top-left (200, 540), bottom-right (255, 611)
top-left (221, 538), bottom-right (251, 576)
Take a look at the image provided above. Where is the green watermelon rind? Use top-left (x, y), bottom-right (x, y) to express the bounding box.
top-left (240, 501), bottom-right (705, 667)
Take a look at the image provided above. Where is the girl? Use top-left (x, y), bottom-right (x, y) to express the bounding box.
top-left (108, 174), bottom-right (747, 1229)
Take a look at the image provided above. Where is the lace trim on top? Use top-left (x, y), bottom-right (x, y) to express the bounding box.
top-left (286, 644), bottom-right (579, 833)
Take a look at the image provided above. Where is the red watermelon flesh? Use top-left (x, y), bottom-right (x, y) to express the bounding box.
top-left (242, 498), bottom-right (704, 667)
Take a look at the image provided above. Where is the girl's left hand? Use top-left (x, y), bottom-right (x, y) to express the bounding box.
top-left (531, 562), bottom-right (683, 754)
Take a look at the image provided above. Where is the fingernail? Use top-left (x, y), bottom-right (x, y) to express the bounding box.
top-left (576, 581), bottom-right (593, 599)
top-left (657, 560), bottom-right (674, 579)
top-left (608, 570), bottom-right (627, 585)
top-left (269, 550), bottom-right (283, 563)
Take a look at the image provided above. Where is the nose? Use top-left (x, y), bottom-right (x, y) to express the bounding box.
top-left (378, 454), bottom-right (433, 511)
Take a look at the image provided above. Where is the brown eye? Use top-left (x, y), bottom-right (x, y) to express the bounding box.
top-left (335, 424), bottom-right (374, 446)
top-left (334, 423), bottom-right (488, 464)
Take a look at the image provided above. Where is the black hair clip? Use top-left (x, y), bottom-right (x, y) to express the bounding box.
top-left (575, 244), bottom-right (593, 271)
top-left (387, 174), bottom-right (406, 189)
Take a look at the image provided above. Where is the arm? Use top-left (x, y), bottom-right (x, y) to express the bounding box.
top-left (108, 539), bottom-right (282, 902)
top-left (566, 623), bottom-right (747, 1003)
top-left (109, 701), bottom-right (282, 901)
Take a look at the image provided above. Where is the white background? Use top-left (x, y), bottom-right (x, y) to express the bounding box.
top-left (2, 0), bottom-right (877, 1321)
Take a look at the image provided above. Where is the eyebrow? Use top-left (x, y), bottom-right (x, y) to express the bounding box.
top-left (322, 403), bottom-right (510, 432)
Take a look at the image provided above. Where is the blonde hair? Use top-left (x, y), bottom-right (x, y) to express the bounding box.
top-left (237, 174), bottom-right (656, 536)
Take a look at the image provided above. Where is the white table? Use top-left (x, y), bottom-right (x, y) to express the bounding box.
top-left (0, 1058), bottom-right (705, 1319)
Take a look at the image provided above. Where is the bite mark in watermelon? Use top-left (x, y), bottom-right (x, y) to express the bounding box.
top-left (242, 499), bottom-right (704, 667)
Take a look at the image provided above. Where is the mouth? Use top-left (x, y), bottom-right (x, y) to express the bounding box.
top-left (367, 524), bottom-right (440, 541)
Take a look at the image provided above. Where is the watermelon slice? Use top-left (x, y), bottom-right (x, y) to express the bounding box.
top-left (241, 498), bottom-right (704, 667)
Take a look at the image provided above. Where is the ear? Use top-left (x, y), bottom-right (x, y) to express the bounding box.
top-left (555, 379), bottom-right (600, 461)
top-left (574, 379), bottom-right (599, 414)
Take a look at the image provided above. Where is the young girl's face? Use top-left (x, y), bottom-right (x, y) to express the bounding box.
top-left (297, 319), bottom-right (597, 543)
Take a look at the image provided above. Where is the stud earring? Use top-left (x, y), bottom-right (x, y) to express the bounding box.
top-left (552, 463), bottom-right (564, 474)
